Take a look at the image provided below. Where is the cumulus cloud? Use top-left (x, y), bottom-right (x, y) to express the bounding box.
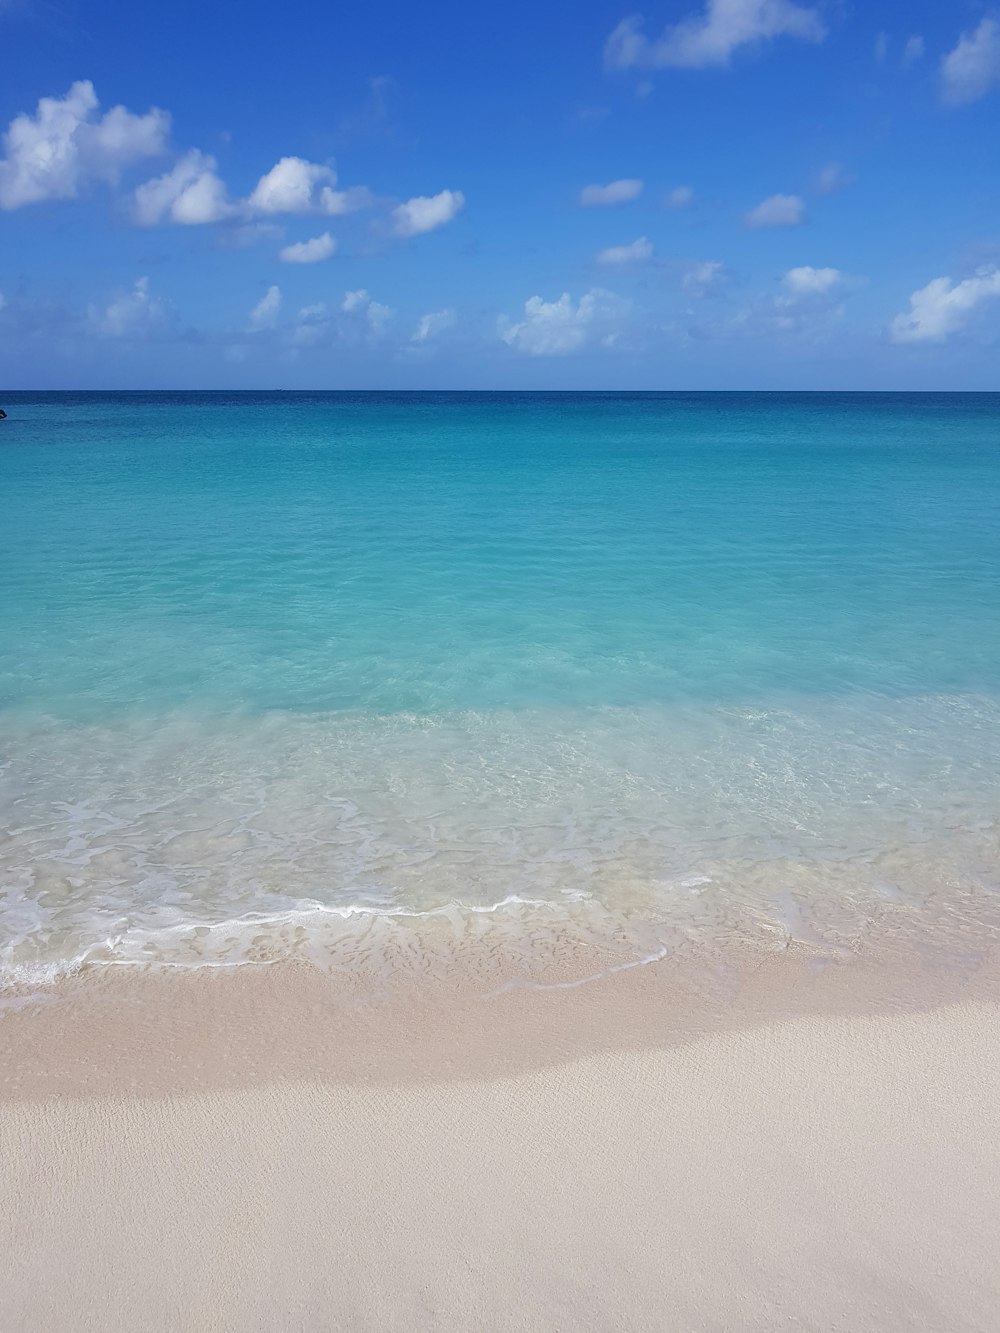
top-left (579, 178), bottom-right (643, 206)
top-left (133, 149), bottom-right (233, 225)
top-left (391, 188), bottom-right (465, 236)
top-left (0, 80), bottom-right (168, 210)
top-left (288, 302), bottom-right (332, 347)
top-left (682, 260), bottom-right (727, 294)
top-left (340, 288), bottom-right (394, 334)
top-left (498, 288), bottom-right (630, 356)
top-left (890, 267), bottom-right (1000, 343)
top-left (284, 292), bottom-right (395, 348)
top-left (92, 276), bottom-right (166, 338)
top-left (940, 19), bottom-right (1000, 105)
top-left (134, 151), bottom-right (371, 228)
top-left (605, 0), bottom-right (825, 71)
top-left (744, 192), bottom-right (805, 227)
top-left (597, 236), bottom-right (653, 264)
top-left (781, 265), bottom-right (841, 297)
top-left (248, 285), bottom-right (282, 332)
top-left (666, 185), bottom-right (694, 208)
top-left (279, 232), bottom-right (337, 263)
top-left (412, 308), bottom-right (456, 342)
top-left (247, 156), bottom-right (370, 217)
top-left (249, 157), bottom-right (329, 214)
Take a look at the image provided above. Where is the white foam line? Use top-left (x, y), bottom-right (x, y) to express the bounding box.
top-left (0, 893), bottom-right (598, 989)
top-left (481, 945), bottom-right (670, 999)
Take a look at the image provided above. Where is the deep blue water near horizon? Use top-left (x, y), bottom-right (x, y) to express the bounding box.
top-left (2, 391), bottom-right (1000, 983)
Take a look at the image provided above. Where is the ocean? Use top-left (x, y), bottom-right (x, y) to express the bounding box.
top-left (2, 391), bottom-right (999, 986)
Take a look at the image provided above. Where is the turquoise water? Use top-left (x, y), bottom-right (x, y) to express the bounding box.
top-left (2, 392), bottom-right (999, 982)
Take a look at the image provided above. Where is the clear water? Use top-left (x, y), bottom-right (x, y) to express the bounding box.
top-left (2, 392), bottom-right (999, 982)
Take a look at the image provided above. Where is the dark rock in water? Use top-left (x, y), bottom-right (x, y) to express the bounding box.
top-left (0, 409), bottom-right (6, 419)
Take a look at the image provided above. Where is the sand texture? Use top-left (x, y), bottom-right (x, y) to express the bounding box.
top-left (1, 951), bottom-right (999, 1330)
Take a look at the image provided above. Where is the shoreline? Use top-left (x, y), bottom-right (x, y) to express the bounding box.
top-left (3, 932), bottom-right (1000, 1329)
top-left (2, 918), bottom-right (1000, 1098)
top-left (1, 916), bottom-right (998, 1099)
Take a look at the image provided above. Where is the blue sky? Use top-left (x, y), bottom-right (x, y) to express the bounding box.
top-left (1, 0), bottom-right (999, 388)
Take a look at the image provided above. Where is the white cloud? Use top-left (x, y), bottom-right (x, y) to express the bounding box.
top-left (412, 308), bottom-right (456, 342)
top-left (579, 178), bottom-right (643, 206)
top-left (744, 192), bottom-right (805, 227)
top-left (391, 188), bottom-right (465, 236)
top-left (597, 236), bottom-right (653, 265)
top-left (940, 19), bottom-right (1000, 105)
top-left (901, 35), bottom-right (924, 68)
top-left (692, 270), bottom-right (846, 342)
top-left (0, 88), bottom-right (377, 228)
top-left (247, 156), bottom-right (371, 217)
top-left (666, 185), bottom-right (694, 208)
top-left (815, 162), bottom-right (851, 195)
top-left (890, 267), bottom-right (1000, 343)
top-left (133, 149), bottom-right (233, 225)
top-left (248, 285), bottom-right (282, 332)
top-left (286, 292), bottom-right (396, 348)
top-left (249, 156), bottom-right (324, 215)
top-left (782, 265), bottom-right (841, 297)
top-left (340, 288), bottom-right (394, 335)
top-left (873, 32), bottom-right (889, 63)
top-left (135, 152), bottom-right (371, 228)
top-left (93, 276), bottom-right (166, 338)
top-left (605, 0), bottom-right (825, 71)
top-left (498, 288), bottom-right (629, 356)
top-left (289, 302), bottom-right (331, 347)
top-left (0, 80), bottom-right (168, 210)
top-left (279, 232), bottom-right (337, 263)
top-left (682, 260), bottom-right (727, 293)
top-left (367, 301), bottom-right (393, 334)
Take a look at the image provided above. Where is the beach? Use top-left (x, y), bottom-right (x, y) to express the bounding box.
top-left (3, 935), bottom-right (1000, 1330)
top-left (4, 0), bottom-right (1000, 1308)
top-left (3, 392), bottom-right (1000, 1327)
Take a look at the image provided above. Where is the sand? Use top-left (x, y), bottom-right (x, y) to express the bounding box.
top-left (2, 945), bottom-right (999, 1331)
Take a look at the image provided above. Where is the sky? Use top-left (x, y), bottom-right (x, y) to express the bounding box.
top-left (1, 0), bottom-right (999, 389)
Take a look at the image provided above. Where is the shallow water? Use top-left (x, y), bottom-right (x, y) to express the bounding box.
top-left (2, 392), bottom-right (999, 983)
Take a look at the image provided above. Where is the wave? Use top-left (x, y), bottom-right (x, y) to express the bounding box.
top-left (2, 695), bottom-right (999, 991)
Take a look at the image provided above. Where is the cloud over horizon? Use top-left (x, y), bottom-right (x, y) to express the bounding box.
top-left (412, 308), bottom-right (457, 342)
top-left (498, 288), bottom-right (630, 355)
top-left (248, 285), bottom-right (282, 332)
top-left (890, 267), bottom-right (1000, 343)
top-left (91, 276), bottom-right (167, 338)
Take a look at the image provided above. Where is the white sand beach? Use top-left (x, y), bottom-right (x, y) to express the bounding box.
top-left (2, 944), bottom-right (999, 1331)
